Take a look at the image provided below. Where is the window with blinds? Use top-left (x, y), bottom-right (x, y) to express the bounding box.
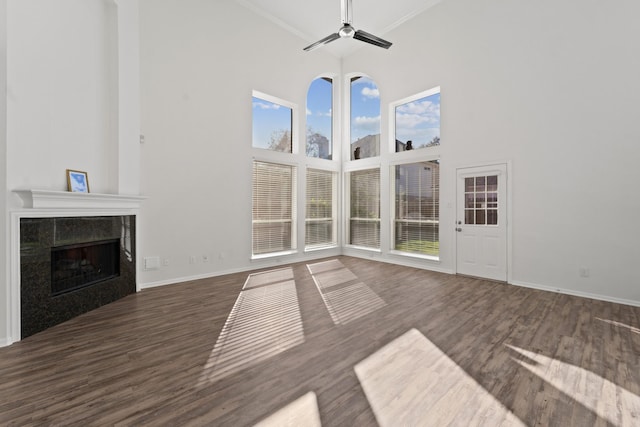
top-left (252, 161), bottom-right (297, 256)
top-left (305, 169), bottom-right (336, 248)
top-left (394, 160), bottom-right (440, 257)
top-left (349, 168), bottom-right (380, 249)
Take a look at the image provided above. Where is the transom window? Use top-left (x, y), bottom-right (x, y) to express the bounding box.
top-left (464, 175), bottom-right (498, 225)
top-left (394, 87), bottom-right (441, 152)
top-left (252, 93), bottom-right (293, 153)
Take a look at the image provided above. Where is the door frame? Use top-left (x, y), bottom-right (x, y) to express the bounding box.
top-left (454, 161), bottom-right (512, 283)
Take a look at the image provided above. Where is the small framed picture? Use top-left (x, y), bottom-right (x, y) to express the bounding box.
top-left (66, 169), bottom-right (90, 193)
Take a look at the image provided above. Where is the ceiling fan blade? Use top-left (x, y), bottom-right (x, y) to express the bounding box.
top-left (303, 33), bottom-right (341, 52)
top-left (353, 29), bottom-right (392, 49)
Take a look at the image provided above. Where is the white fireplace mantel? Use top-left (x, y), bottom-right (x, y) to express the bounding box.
top-left (13, 189), bottom-right (146, 210)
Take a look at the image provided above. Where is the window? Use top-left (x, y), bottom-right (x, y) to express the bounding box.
top-left (350, 76), bottom-right (380, 160)
top-left (252, 161), bottom-right (297, 256)
top-left (306, 169), bottom-right (336, 248)
top-left (394, 160), bottom-right (440, 257)
top-left (306, 78), bottom-right (333, 160)
top-left (349, 168), bottom-right (380, 248)
top-left (464, 175), bottom-right (498, 225)
top-left (252, 94), bottom-right (293, 153)
top-left (394, 87), bottom-right (441, 152)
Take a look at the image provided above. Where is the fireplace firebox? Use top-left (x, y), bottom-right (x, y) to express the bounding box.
top-left (51, 239), bottom-right (120, 296)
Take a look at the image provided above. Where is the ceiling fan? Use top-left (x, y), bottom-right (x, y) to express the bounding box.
top-left (303, 0), bottom-right (393, 52)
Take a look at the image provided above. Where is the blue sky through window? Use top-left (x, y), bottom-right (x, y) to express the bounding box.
top-left (306, 78), bottom-right (332, 142)
top-left (252, 96), bottom-right (292, 151)
top-left (306, 78), bottom-right (332, 159)
top-left (351, 77), bottom-right (381, 143)
top-left (395, 91), bottom-right (440, 149)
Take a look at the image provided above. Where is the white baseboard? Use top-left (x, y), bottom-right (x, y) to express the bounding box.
top-left (0, 337), bottom-right (14, 348)
top-left (510, 279), bottom-right (640, 308)
top-left (140, 265), bottom-right (252, 290)
top-left (342, 248), bottom-right (454, 275)
top-left (139, 250), bottom-right (343, 290)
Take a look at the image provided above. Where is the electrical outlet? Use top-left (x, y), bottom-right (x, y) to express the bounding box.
top-left (202, 254), bottom-right (210, 263)
top-left (579, 267), bottom-right (590, 278)
top-left (144, 256), bottom-right (160, 270)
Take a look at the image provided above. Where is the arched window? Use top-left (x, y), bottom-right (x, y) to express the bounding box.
top-left (350, 76), bottom-right (380, 160)
top-left (306, 77), bottom-right (333, 160)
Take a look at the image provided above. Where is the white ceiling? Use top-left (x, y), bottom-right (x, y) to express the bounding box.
top-left (235, 0), bottom-right (442, 57)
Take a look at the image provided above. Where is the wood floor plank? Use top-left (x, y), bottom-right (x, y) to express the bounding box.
top-left (1, 256), bottom-right (639, 426)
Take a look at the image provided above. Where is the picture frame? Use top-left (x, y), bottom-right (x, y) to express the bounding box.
top-left (66, 169), bottom-right (90, 193)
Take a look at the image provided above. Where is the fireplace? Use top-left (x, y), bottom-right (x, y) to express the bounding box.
top-left (51, 239), bottom-right (121, 296)
top-left (20, 216), bottom-right (136, 339)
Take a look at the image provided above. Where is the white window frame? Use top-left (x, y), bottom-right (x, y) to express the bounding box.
top-left (251, 159), bottom-right (298, 260)
top-left (305, 167), bottom-right (338, 251)
top-left (252, 90), bottom-right (298, 155)
top-left (345, 165), bottom-right (382, 251)
top-left (389, 155), bottom-right (441, 261)
top-left (389, 86), bottom-right (441, 154)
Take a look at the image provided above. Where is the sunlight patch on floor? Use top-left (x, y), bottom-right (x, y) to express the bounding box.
top-left (307, 259), bottom-right (386, 325)
top-left (508, 344), bottom-right (640, 426)
top-left (355, 328), bottom-right (525, 427)
top-left (254, 392), bottom-right (321, 427)
top-left (596, 317), bottom-right (640, 335)
top-left (244, 267), bottom-right (295, 289)
top-left (198, 268), bottom-right (304, 385)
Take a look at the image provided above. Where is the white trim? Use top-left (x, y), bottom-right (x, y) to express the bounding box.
top-left (511, 280), bottom-right (640, 308)
top-left (251, 249), bottom-right (298, 261)
top-left (344, 249), bottom-right (453, 275)
top-left (388, 249), bottom-right (440, 263)
top-left (141, 249), bottom-right (343, 291)
top-left (13, 190), bottom-right (146, 210)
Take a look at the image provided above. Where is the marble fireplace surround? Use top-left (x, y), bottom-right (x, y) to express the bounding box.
top-left (9, 190), bottom-right (146, 344)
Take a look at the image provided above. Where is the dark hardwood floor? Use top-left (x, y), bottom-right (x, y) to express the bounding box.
top-left (1, 256), bottom-right (639, 426)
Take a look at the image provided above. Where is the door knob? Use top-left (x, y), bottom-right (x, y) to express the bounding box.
top-left (456, 227), bottom-right (462, 232)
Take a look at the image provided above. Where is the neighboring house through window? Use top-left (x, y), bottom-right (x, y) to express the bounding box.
top-left (350, 76), bottom-right (381, 160)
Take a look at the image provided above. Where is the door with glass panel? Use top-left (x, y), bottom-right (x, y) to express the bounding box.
top-left (456, 164), bottom-right (507, 281)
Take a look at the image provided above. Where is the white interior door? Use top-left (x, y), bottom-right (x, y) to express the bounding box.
top-left (456, 164), bottom-right (507, 281)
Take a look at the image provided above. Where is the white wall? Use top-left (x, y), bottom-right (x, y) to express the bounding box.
top-left (6, 0), bottom-right (121, 202)
top-left (1, 0), bottom-right (9, 345)
top-left (343, 0), bottom-right (640, 304)
top-left (138, 0), bottom-right (341, 286)
top-left (2, 0), bottom-right (140, 345)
